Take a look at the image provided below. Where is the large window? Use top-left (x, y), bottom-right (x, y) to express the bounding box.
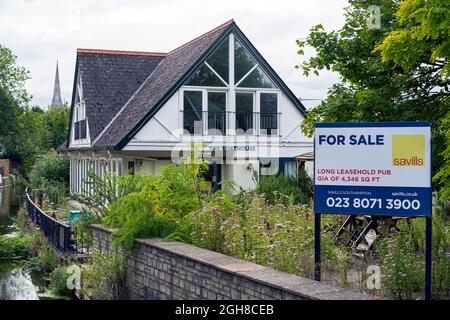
top-left (235, 92), bottom-right (253, 134)
top-left (183, 91), bottom-right (203, 134)
top-left (182, 34), bottom-right (281, 136)
top-left (208, 92), bottom-right (226, 135)
top-left (260, 93), bottom-right (278, 135)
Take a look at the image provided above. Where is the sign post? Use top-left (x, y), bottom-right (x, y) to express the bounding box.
top-left (313, 122), bottom-right (432, 299)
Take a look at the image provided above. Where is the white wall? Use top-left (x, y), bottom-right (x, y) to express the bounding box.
top-left (132, 93), bottom-right (180, 142)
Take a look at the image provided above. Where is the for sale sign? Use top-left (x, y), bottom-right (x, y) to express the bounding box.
top-left (314, 122), bottom-right (431, 217)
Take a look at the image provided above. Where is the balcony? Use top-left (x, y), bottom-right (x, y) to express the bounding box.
top-left (182, 110), bottom-right (280, 136)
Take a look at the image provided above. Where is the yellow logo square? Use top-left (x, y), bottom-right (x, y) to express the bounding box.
top-left (392, 135), bottom-right (425, 166)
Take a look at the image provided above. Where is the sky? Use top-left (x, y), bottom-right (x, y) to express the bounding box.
top-left (0, 0), bottom-right (348, 109)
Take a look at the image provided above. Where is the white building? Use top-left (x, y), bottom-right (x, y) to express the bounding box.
top-left (60, 20), bottom-right (313, 195)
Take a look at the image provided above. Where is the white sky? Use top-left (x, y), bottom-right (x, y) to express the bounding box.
top-left (0, 0), bottom-right (348, 109)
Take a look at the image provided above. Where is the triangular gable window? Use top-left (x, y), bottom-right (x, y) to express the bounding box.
top-left (206, 39), bottom-right (229, 83)
top-left (237, 65), bottom-right (276, 88)
top-left (234, 39), bottom-right (257, 84)
top-left (185, 38), bottom-right (229, 87)
top-left (235, 39), bottom-right (276, 88)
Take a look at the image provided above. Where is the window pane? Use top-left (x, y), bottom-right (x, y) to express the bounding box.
top-left (183, 91), bottom-right (203, 134)
top-left (236, 92), bottom-right (253, 134)
top-left (206, 39), bottom-right (229, 84)
top-left (208, 92), bottom-right (226, 135)
top-left (238, 66), bottom-right (276, 88)
top-left (260, 93), bottom-right (277, 135)
top-left (234, 39), bottom-right (256, 84)
top-left (185, 63), bottom-right (225, 87)
top-left (260, 93), bottom-right (277, 113)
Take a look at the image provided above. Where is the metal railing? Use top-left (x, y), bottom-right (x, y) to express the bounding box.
top-left (182, 110), bottom-right (280, 135)
top-left (25, 187), bottom-right (88, 254)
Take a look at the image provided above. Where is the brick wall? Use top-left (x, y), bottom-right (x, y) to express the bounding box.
top-left (91, 224), bottom-right (372, 300)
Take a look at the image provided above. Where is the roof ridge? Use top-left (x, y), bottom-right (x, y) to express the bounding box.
top-left (168, 19), bottom-right (234, 55)
top-left (77, 48), bottom-right (168, 57)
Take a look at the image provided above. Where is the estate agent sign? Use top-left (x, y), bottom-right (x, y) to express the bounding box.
top-left (313, 122), bottom-right (432, 300)
top-left (314, 122), bottom-right (432, 217)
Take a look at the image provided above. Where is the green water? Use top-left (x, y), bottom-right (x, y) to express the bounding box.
top-left (0, 184), bottom-right (44, 300)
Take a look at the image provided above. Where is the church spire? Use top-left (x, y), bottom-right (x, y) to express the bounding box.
top-left (51, 60), bottom-right (63, 105)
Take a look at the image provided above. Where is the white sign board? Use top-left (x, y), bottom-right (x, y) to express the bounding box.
top-left (314, 122), bottom-right (431, 217)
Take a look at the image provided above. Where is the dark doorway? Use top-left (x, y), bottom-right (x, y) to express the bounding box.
top-left (204, 162), bottom-right (221, 193)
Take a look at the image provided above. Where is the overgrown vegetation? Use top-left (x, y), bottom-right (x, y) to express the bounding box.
top-left (50, 266), bottom-right (72, 296)
top-left (83, 157), bottom-right (449, 299)
top-left (0, 233), bottom-right (32, 258)
top-left (255, 171), bottom-right (313, 205)
top-left (80, 251), bottom-right (127, 300)
top-left (28, 151), bottom-right (69, 190)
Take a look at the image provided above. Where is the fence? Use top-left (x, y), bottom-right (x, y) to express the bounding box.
top-left (25, 187), bottom-right (89, 254)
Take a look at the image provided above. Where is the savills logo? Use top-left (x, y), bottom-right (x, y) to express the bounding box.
top-left (392, 135), bottom-right (425, 166)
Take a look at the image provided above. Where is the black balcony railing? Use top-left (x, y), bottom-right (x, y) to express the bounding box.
top-left (235, 112), bottom-right (253, 133)
top-left (183, 110), bottom-right (203, 135)
top-left (260, 112), bottom-right (279, 136)
top-left (181, 110), bottom-right (280, 135)
top-left (208, 111), bottom-right (226, 135)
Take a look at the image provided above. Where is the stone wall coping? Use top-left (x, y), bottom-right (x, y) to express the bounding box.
top-left (91, 224), bottom-right (375, 300)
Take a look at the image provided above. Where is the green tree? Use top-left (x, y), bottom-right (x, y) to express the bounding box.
top-left (0, 45), bottom-right (30, 105)
top-left (375, 0), bottom-right (450, 196)
top-left (0, 45), bottom-right (29, 162)
top-left (42, 104), bottom-right (70, 150)
top-left (296, 0), bottom-right (449, 186)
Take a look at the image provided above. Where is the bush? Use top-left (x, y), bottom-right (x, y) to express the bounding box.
top-left (377, 215), bottom-right (450, 299)
top-left (25, 228), bottom-right (47, 257)
top-left (97, 161), bottom-right (208, 249)
top-left (0, 233), bottom-right (32, 258)
top-left (81, 252), bottom-right (127, 300)
top-left (37, 245), bottom-right (59, 272)
top-left (28, 150), bottom-right (69, 193)
top-left (256, 173), bottom-right (312, 205)
top-left (50, 266), bottom-right (72, 296)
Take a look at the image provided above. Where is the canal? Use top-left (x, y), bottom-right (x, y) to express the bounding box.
top-left (0, 184), bottom-right (45, 300)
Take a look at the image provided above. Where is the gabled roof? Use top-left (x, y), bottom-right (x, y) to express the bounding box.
top-left (93, 19), bottom-right (235, 148)
top-left (69, 49), bottom-right (166, 143)
top-left (66, 19), bottom-right (306, 150)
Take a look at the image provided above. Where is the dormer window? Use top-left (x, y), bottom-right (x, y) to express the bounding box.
top-left (73, 76), bottom-right (87, 140)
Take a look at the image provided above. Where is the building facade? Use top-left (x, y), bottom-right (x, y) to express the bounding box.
top-left (61, 20), bottom-right (313, 195)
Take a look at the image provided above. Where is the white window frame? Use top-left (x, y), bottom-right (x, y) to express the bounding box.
top-left (179, 32), bottom-right (282, 137)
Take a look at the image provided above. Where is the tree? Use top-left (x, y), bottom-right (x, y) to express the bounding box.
top-left (0, 45), bottom-right (30, 106)
top-left (42, 104), bottom-right (70, 150)
top-left (296, 0), bottom-right (449, 188)
top-left (375, 0), bottom-right (450, 196)
top-left (0, 45), bottom-right (29, 161)
top-left (1, 44), bottom-right (70, 174)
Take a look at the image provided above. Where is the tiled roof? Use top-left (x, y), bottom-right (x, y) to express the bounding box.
top-left (76, 49), bottom-right (166, 141)
top-left (93, 19), bottom-right (234, 147)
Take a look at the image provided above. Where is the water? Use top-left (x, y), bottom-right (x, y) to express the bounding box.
top-left (0, 184), bottom-right (43, 300)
